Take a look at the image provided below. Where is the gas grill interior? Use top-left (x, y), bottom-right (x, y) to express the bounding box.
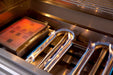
top-left (0, 0), bottom-right (113, 75)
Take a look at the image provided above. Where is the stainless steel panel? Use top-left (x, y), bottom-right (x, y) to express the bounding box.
top-left (0, 48), bottom-right (51, 75)
top-left (30, 0), bottom-right (113, 37)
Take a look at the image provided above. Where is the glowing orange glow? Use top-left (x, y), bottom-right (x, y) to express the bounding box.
top-left (0, 17), bottom-right (45, 50)
top-left (0, 12), bottom-right (12, 24)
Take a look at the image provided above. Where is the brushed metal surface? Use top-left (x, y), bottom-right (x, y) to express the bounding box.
top-left (30, 0), bottom-right (113, 37)
top-left (0, 48), bottom-right (51, 75)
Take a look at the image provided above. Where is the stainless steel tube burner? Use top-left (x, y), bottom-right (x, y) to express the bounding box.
top-left (37, 29), bottom-right (74, 72)
top-left (70, 42), bottom-right (113, 75)
top-left (26, 29), bottom-right (75, 71)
